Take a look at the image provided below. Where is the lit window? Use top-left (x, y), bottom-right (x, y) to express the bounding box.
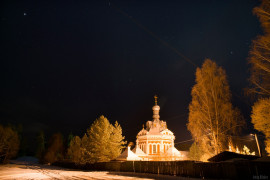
top-left (153, 145), bottom-right (157, 154)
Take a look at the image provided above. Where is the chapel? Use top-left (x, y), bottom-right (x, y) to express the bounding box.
top-left (132, 96), bottom-right (184, 161)
top-left (116, 96), bottom-right (185, 161)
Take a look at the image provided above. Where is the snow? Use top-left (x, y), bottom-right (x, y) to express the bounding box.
top-left (132, 146), bottom-right (147, 156)
top-left (12, 156), bottom-right (39, 164)
top-left (116, 147), bottom-right (142, 161)
top-left (166, 147), bottom-right (182, 157)
top-left (0, 159), bottom-right (199, 180)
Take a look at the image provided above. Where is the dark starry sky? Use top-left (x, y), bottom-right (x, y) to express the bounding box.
top-left (0, 0), bottom-right (261, 143)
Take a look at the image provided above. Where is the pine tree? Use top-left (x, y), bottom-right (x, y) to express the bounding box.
top-left (86, 115), bottom-right (113, 163)
top-left (67, 136), bottom-right (82, 164)
top-left (80, 133), bottom-right (91, 164)
top-left (78, 115), bottom-right (126, 164)
top-left (67, 132), bottom-right (74, 147)
top-left (67, 116), bottom-right (126, 164)
top-left (108, 121), bottom-right (126, 159)
top-left (187, 59), bottom-right (244, 158)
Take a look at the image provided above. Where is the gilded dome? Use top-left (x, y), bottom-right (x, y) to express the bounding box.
top-left (152, 105), bottom-right (160, 111)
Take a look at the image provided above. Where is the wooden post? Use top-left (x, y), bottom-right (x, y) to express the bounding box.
top-left (254, 134), bottom-right (262, 157)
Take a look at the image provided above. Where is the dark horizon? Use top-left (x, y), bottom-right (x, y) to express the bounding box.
top-left (0, 0), bottom-right (261, 145)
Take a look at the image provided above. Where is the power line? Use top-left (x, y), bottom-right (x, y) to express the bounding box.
top-left (174, 139), bottom-right (194, 144)
top-left (175, 134), bottom-right (257, 145)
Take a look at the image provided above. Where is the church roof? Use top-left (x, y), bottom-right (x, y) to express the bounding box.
top-left (132, 146), bottom-right (147, 156)
top-left (137, 128), bottom-right (148, 136)
top-left (160, 129), bottom-right (174, 135)
top-left (166, 147), bottom-right (182, 157)
top-left (115, 147), bottom-right (142, 161)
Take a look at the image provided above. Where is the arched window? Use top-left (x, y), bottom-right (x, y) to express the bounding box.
top-left (153, 144), bottom-right (157, 154)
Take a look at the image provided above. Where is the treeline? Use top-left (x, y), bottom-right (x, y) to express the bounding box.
top-left (0, 115), bottom-right (126, 165)
top-left (42, 115), bottom-right (126, 165)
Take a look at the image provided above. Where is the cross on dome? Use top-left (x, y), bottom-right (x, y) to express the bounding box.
top-left (154, 95), bottom-right (158, 105)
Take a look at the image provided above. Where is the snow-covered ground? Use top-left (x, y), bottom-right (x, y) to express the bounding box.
top-left (0, 158), bottom-right (199, 180)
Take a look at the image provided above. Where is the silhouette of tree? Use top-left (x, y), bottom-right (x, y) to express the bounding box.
top-left (0, 124), bottom-right (20, 163)
top-left (43, 133), bottom-right (64, 164)
top-left (35, 131), bottom-right (45, 161)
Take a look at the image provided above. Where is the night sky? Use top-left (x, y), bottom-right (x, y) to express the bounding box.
top-left (0, 0), bottom-right (261, 144)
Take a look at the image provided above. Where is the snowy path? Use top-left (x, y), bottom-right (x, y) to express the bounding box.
top-left (0, 162), bottom-right (199, 180)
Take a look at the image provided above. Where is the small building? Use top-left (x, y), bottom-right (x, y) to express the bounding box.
top-left (208, 151), bottom-right (259, 162)
top-left (133, 96), bottom-right (185, 161)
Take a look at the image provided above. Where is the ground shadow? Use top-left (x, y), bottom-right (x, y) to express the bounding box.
top-left (107, 171), bottom-right (196, 180)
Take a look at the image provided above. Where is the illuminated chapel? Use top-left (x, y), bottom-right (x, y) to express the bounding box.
top-left (117, 96), bottom-right (185, 161)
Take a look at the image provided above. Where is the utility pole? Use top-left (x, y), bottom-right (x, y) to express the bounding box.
top-left (254, 134), bottom-right (262, 157)
top-left (251, 133), bottom-right (261, 157)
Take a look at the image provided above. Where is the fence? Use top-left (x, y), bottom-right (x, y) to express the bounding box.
top-left (54, 160), bottom-right (270, 179)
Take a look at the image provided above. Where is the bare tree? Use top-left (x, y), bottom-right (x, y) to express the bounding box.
top-left (188, 59), bottom-right (244, 159)
top-left (251, 98), bottom-right (270, 154)
top-left (247, 0), bottom-right (270, 156)
top-left (248, 0), bottom-right (270, 97)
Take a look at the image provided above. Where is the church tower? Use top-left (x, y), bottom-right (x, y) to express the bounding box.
top-left (152, 95), bottom-right (160, 120)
